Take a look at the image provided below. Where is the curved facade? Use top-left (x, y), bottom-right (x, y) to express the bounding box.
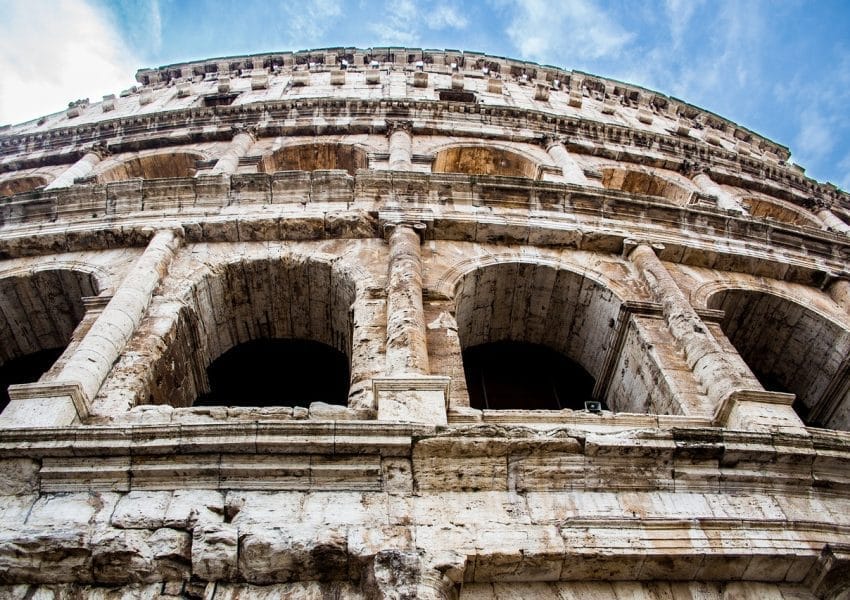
top-left (0, 47), bottom-right (849, 598)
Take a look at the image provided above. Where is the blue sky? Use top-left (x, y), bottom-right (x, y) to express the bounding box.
top-left (1, 0), bottom-right (848, 190)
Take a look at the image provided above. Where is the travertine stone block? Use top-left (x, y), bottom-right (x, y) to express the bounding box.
top-left (192, 523), bottom-right (238, 581)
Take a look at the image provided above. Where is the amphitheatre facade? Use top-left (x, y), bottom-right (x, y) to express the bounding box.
top-left (0, 47), bottom-right (849, 598)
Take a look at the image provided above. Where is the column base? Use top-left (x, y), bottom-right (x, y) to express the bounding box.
top-left (373, 376), bottom-right (450, 425)
top-left (713, 389), bottom-right (805, 433)
top-left (0, 381), bottom-right (88, 427)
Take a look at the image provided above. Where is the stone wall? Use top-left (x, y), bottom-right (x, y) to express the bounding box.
top-left (0, 48), bottom-right (849, 598)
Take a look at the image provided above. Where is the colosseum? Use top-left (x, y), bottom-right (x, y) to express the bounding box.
top-left (0, 47), bottom-right (849, 599)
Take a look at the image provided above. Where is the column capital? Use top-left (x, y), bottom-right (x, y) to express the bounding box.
top-left (231, 124), bottom-right (258, 139)
top-left (622, 238), bottom-right (664, 258)
top-left (541, 134), bottom-right (567, 150)
top-left (679, 160), bottom-right (710, 178)
top-left (806, 196), bottom-right (833, 211)
top-left (87, 142), bottom-right (111, 159)
top-left (386, 119), bottom-right (413, 136)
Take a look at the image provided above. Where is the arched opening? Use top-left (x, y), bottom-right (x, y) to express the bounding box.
top-left (454, 263), bottom-right (621, 411)
top-left (143, 256), bottom-right (355, 409)
top-left (741, 197), bottom-right (821, 228)
top-left (0, 175), bottom-right (48, 197)
top-left (0, 269), bottom-right (99, 412)
top-left (601, 168), bottom-right (692, 205)
top-left (259, 143), bottom-right (367, 176)
top-left (96, 152), bottom-right (200, 183)
top-left (432, 146), bottom-right (539, 178)
top-left (708, 289), bottom-right (850, 430)
top-left (463, 341), bottom-right (594, 410)
top-left (195, 339), bottom-right (349, 407)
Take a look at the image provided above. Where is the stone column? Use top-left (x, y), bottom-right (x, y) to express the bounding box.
top-left (809, 198), bottom-right (850, 235)
top-left (385, 222), bottom-right (429, 375)
top-left (827, 278), bottom-right (850, 314)
top-left (686, 163), bottom-right (744, 212)
top-left (388, 121), bottom-right (413, 171)
top-left (210, 127), bottom-right (256, 175)
top-left (374, 218), bottom-right (449, 424)
top-left (543, 136), bottom-right (590, 185)
top-left (627, 241), bottom-right (804, 431)
top-left (44, 146), bottom-right (104, 189)
top-left (1, 228), bottom-right (183, 427)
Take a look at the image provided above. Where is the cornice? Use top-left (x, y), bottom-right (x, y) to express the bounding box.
top-left (0, 172), bottom-right (846, 286)
top-left (0, 98), bottom-right (842, 204)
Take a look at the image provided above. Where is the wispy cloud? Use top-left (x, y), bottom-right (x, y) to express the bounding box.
top-left (0, 0), bottom-right (139, 125)
top-left (496, 0), bottom-right (633, 63)
top-left (367, 0), bottom-right (468, 46)
top-left (796, 108), bottom-right (836, 160)
top-left (280, 0), bottom-right (343, 48)
top-left (664, 0), bottom-right (704, 50)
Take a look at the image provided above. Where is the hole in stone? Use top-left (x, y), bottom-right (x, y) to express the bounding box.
top-left (462, 341), bottom-right (596, 410)
top-left (194, 338), bottom-right (349, 408)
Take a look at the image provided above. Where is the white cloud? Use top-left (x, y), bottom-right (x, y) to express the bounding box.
top-left (796, 109), bottom-right (835, 160)
top-left (280, 0), bottom-right (343, 48)
top-left (837, 152), bottom-right (850, 191)
top-left (500, 0), bottom-right (633, 63)
top-left (430, 4), bottom-right (468, 30)
top-left (0, 0), bottom-right (139, 125)
top-left (367, 0), bottom-right (467, 46)
top-left (664, 0), bottom-right (703, 50)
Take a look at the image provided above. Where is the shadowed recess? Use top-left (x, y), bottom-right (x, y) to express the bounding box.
top-left (0, 347), bottom-right (64, 412)
top-left (259, 143), bottom-right (367, 176)
top-left (601, 168), bottom-right (691, 205)
top-left (432, 146), bottom-right (538, 178)
top-left (195, 338), bottom-right (349, 407)
top-left (141, 256), bottom-right (356, 408)
top-left (0, 175), bottom-right (48, 197)
top-left (463, 341), bottom-right (594, 410)
top-left (709, 289), bottom-right (850, 430)
top-left (741, 197), bottom-right (821, 227)
top-left (95, 152), bottom-right (201, 183)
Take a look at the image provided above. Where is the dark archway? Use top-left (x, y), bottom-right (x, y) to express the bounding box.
top-left (708, 288), bottom-right (850, 430)
top-left (0, 175), bottom-right (48, 197)
top-left (96, 152), bottom-right (201, 183)
top-left (432, 146), bottom-right (539, 178)
top-left (463, 341), bottom-right (595, 410)
top-left (195, 338), bottom-right (349, 407)
top-left (453, 263), bottom-right (626, 411)
top-left (741, 196), bottom-right (821, 227)
top-left (142, 256), bottom-right (356, 409)
top-left (259, 143), bottom-right (367, 176)
top-left (0, 268), bottom-right (99, 412)
top-left (600, 168), bottom-right (691, 205)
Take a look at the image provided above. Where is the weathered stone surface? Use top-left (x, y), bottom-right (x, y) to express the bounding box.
top-left (192, 523), bottom-right (238, 581)
top-left (0, 46), bottom-right (849, 599)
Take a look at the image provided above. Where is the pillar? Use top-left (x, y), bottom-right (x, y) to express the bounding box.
top-left (827, 278), bottom-right (850, 314)
top-left (810, 198), bottom-right (850, 235)
top-left (627, 241), bottom-right (804, 431)
top-left (210, 127), bottom-right (256, 175)
top-left (544, 136), bottom-right (590, 185)
top-left (687, 164), bottom-right (744, 212)
top-left (1, 228), bottom-right (183, 427)
top-left (388, 121), bottom-right (413, 171)
top-left (374, 218), bottom-right (449, 424)
top-left (385, 222), bottom-right (429, 375)
top-left (44, 147), bottom-right (104, 189)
